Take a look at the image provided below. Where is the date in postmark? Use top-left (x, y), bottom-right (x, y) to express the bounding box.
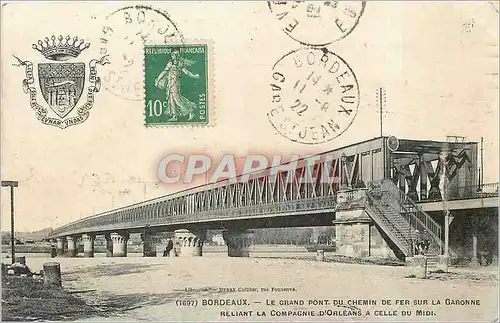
top-left (268, 48), bottom-right (360, 144)
top-left (144, 42), bottom-right (213, 126)
top-left (268, 1), bottom-right (366, 46)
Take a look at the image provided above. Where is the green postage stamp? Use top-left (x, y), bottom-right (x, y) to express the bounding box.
top-left (144, 42), bottom-right (212, 126)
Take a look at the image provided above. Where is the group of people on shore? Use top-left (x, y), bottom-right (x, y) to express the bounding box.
top-left (413, 230), bottom-right (431, 255)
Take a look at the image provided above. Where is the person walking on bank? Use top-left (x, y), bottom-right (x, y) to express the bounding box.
top-left (413, 230), bottom-right (421, 255)
top-left (421, 230), bottom-right (431, 255)
top-left (50, 245), bottom-right (57, 258)
top-left (164, 238), bottom-right (174, 257)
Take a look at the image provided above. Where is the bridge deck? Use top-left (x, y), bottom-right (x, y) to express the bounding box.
top-left (49, 137), bottom-right (495, 239)
top-left (418, 196), bottom-right (498, 212)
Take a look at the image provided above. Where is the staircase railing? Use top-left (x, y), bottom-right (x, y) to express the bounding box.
top-left (370, 180), bottom-right (443, 255)
top-left (364, 194), bottom-right (411, 256)
top-left (368, 185), bottom-right (424, 249)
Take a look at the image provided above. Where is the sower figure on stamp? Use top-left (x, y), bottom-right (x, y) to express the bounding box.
top-left (155, 50), bottom-right (199, 121)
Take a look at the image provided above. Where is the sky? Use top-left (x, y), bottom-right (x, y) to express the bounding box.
top-left (1, 1), bottom-right (498, 232)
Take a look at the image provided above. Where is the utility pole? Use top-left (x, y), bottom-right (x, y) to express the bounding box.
top-left (379, 87), bottom-right (384, 137)
top-left (2, 180), bottom-right (19, 264)
top-left (439, 153), bottom-right (450, 256)
top-left (480, 137), bottom-right (484, 188)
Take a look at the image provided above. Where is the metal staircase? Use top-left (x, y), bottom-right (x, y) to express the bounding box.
top-left (365, 180), bottom-right (443, 265)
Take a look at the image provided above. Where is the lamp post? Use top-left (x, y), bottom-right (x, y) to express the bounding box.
top-left (438, 152), bottom-right (449, 256)
top-left (2, 180), bottom-right (19, 264)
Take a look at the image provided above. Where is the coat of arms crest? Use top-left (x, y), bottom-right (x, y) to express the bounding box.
top-left (14, 35), bottom-right (109, 129)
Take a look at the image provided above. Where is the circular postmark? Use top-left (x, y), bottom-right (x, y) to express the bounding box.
top-left (268, 1), bottom-right (365, 46)
top-left (99, 5), bottom-right (184, 101)
top-left (267, 48), bottom-right (360, 144)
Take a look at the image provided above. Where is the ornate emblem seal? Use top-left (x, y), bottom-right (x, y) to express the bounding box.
top-left (14, 35), bottom-right (109, 129)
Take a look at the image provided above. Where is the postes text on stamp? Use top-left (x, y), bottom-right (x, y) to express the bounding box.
top-left (100, 5), bottom-right (184, 101)
top-left (268, 1), bottom-right (366, 46)
top-left (14, 35), bottom-right (109, 129)
top-left (268, 48), bottom-right (360, 144)
top-left (144, 44), bottom-right (211, 126)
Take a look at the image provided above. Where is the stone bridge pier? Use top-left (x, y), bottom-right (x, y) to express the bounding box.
top-left (142, 233), bottom-right (160, 257)
top-left (174, 229), bottom-right (206, 257)
top-left (111, 232), bottom-right (129, 257)
top-left (104, 233), bottom-right (113, 257)
top-left (56, 237), bottom-right (66, 256)
top-left (82, 234), bottom-right (95, 257)
top-left (223, 230), bottom-right (254, 257)
top-left (66, 236), bottom-right (77, 257)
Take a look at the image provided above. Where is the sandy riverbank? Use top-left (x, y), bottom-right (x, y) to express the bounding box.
top-left (2, 252), bottom-right (497, 322)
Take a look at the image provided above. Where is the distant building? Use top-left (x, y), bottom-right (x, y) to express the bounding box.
top-left (94, 236), bottom-right (106, 246)
top-left (212, 234), bottom-right (225, 246)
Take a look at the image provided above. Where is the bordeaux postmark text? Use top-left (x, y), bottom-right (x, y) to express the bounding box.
top-left (268, 48), bottom-right (360, 144)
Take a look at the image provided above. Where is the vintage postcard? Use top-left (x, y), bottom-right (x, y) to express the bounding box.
top-left (1, 1), bottom-right (498, 322)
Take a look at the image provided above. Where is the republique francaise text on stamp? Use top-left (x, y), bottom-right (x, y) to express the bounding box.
top-left (144, 43), bottom-right (213, 126)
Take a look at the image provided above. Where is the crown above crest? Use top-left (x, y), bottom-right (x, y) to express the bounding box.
top-left (32, 35), bottom-right (90, 61)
